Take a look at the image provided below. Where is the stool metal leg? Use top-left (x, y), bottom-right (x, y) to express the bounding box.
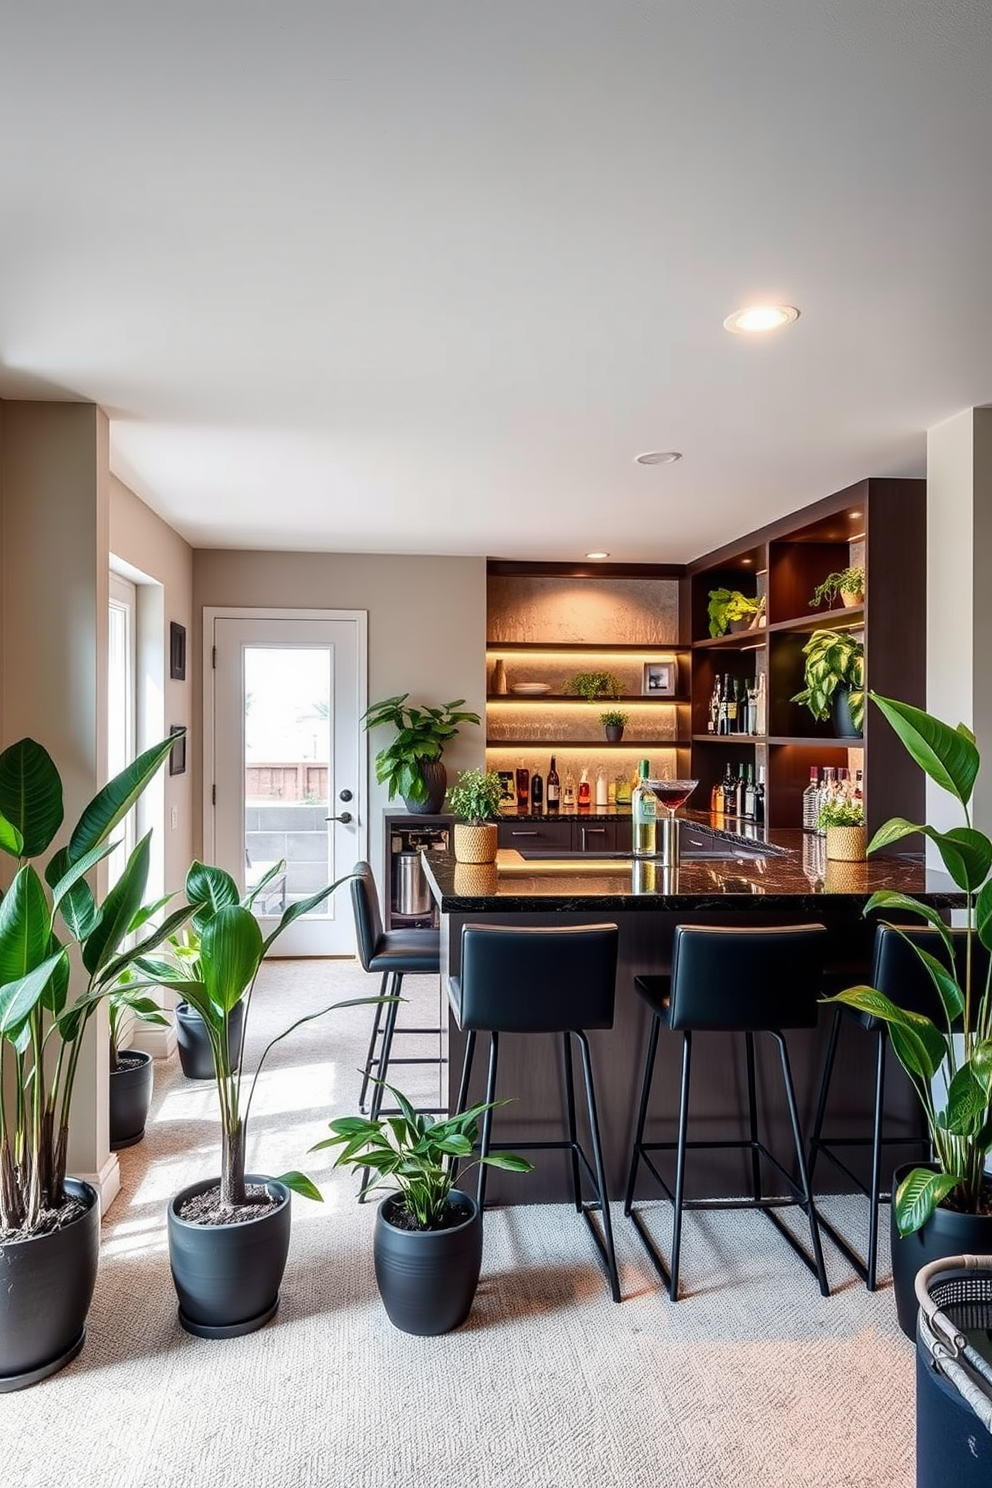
top-left (807, 1005), bottom-right (842, 1185)
top-left (359, 971), bottom-right (391, 1112)
top-left (562, 1031), bottom-right (582, 1212)
top-left (774, 1032), bottom-right (829, 1297)
top-left (368, 980), bottom-right (400, 1122)
top-left (669, 1029), bottom-right (693, 1302)
top-left (866, 1024), bottom-right (886, 1292)
top-left (745, 1031), bottom-right (762, 1203)
top-left (624, 1011), bottom-right (661, 1214)
top-left (575, 1031), bottom-right (621, 1303)
top-left (450, 1030), bottom-right (477, 1191)
top-left (476, 1031), bottom-right (500, 1210)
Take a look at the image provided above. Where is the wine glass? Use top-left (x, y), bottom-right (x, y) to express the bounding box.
top-left (646, 778), bottom-right (699, 866)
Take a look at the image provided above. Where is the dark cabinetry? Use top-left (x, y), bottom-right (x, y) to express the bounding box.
top-left (497, 817), bottom-right (633, 853)
top-left (382, 813), bottom-right (453, 931)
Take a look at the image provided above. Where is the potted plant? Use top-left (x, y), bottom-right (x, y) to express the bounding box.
top-left (0, 733), bottom-right (184, 1389)
top-left (790, 629), bottom-right (865, 736)
top-left (826, 692), bottom-right (992, 1329)
top-left (447, 768), bottom-right (504, 864)
top-left (818, 794), bottom-right (866, 861)
top-left (600, 708), bottom-right (629, 743)
top-left (362, 694), bottom-right (481, 814)
top-left (313, 1081), bottom-right (532, 1335)
top-left (108, 964), bottom-right (172, 1148)
top-left (144, 862), bottom-right (387, 1338)
top-left (563, 670), bottom-right (623, 701)
top-left (707, 589), bottom-right (764, 638)
top-left (810, 565), bottom-right (865, 609)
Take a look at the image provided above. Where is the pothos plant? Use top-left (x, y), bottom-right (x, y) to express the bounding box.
top-left (826, 692), bottom-right (992, 1234)
top-left (140, 862), bottom-right (388, 1210)
top-left (0, 734), bottom-right (185, 1235)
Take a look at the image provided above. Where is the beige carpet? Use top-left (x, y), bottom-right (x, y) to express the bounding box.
top-left (2, 958), bottom-right (916, 1488)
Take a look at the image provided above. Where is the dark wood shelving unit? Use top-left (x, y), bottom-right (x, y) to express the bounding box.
top-left (683, 478), bottom-right (926, 834)
top-left (487, 693), bottom-right (690, 704)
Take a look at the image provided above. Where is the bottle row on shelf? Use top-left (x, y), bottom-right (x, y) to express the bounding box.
top-left (708, 762), bottom-right (767, 826)
top-left (706, 672), bottom-right (767, 736)
top-left (801, 765), bottom-right (863, 836)
top-left (505, 754), bottom-right (645, 811)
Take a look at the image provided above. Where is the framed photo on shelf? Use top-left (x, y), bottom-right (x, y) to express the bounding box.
top-left (642, 659), bottom-right (677, 697)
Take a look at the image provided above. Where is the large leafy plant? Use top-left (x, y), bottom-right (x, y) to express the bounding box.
top-left (791, 628), bottom-right (865, 731)
top-left (314, 1081), bottom-right (532, 1228)
top-left (362, 694), bottom-right (480, 803)
top-left (0, 735), bottom-right (183, 1234)
top-left (142, 862), bottom-right (384, 1209)
top-left (826, 692), bottom-right (992, 1234)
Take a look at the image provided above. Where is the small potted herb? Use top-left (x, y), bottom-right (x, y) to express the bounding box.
top-left (314, 1081), bottom-right (532, 1334)
top-left (817, 795), bottom-right (866, 861)
top-left (810, 566), bottom-right (865, 609)
top-left (563, 670), bottom-right (623, 701)
top-left (447, 768), bottom-right (504, 864)
top-left (707, 589), bottom-right (764, 638)
top-left (600, 708), bottom-right (629, 742)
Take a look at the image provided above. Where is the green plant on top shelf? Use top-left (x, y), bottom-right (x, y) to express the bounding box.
top-left (809, 566), bottom-right (865, 609)
top-left (563, 671), bottom-right (623, 701)
top-left (707, 589), bottom-right (763, 638)
top-left (817, 795), bottom-right (864, 830)
top-left (599, 709), bottom-right (629, 729)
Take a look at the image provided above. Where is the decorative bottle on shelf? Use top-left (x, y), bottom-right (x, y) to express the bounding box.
top-left (754, 765), bottom-right (766, 826)
top-left (708, 679), bottom-right (720, 734)
top-left (577, 769), bottom-right (591, 808)
top-left (745, 683), bottom-right (758, 736)
top-left (491, 657), bottom-right (508, 695)
top-left (755, 673), bottom-right (767, 735)
top-left (595, 769), bottom-right (608, 807)
top-left (563, 770), bottom-right (576, 809)
top-left (530, 769), bottom-right (544, 813)
top-left (802, 767), bottom-right (821, 833)
top-left (515, 760), bottom-right (529, 811)
top-left (710, 780), bottom-right (724, 818)
top-left (546, 756), bottom-right (560, 813)
top-left (744, 763), bottom-right (756, 820)
top-left (632, 759), bottom-right (657, 857)
top-left (717, 675), bottom-right (728, 735)
top-left (721, 761), bottom-right (737, 817)
top-left (727, 678), bottom-right (739, 734)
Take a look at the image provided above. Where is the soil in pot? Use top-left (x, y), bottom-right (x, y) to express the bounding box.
top-left (167, 1175), bottom-right (291, 1338)
top-left (890, 1164), bottom-right (992, 1338)
top-left (373, 1188), bottom-right (482, 1336)
top-left (0, 1178), bottom-right (100, 1391)
top-left (110, 1048), bottom-right (154, 1149)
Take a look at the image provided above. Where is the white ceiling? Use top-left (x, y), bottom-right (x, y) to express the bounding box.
top-left (2, 3), bottom-right (992, 563)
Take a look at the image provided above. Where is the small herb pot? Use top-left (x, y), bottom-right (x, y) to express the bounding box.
top-left (825, 825), bottom-right (867, 861)
top-left (604, 725), bottom-right (624, 742)
top-left (453, 822), bottom-right (498, 865)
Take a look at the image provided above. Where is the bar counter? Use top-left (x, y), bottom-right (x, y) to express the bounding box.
top-left (422, 816), bottom-right (962, 1206)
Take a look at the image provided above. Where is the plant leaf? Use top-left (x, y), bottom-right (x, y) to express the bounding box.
top-left (276, 1170), bottom-right (323, 1202)
top-left (0, 866), bottom-right (54, 984)
top-left (919, 826), bottom-right (992, 891)
top-left (67, 734), bottom-right (177, 865)
top-left (893, 1166), bottom-right (962, 1236)
top-left (866, 818), bottom-right (922, 855)
top-left (863, 892), bottom-right (957, 964)
top-left (0, 950), bottom-right (68, 1038)
top-left (81, 833), bottom-right (151, 974)
top-left (0, 738), bottom-right (64, 858)
top-left (826, 985), bottom-right (946, 1081)
top-left (944, 1062), bottom-right (990, 1136)
top-left (869, 692), bottom-right (980, 807)
top-left (200, 905), bottom-right (262, 1013)
top-left (260, 874), bottom-right (353, 953)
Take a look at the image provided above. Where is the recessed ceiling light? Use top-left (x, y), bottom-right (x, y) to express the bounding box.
top-left (723, 304), bottom-right (800, 334)
top-left (585, 551), bottom-right (610, 560)
top-left (635, 450), bottom-right (683, 466)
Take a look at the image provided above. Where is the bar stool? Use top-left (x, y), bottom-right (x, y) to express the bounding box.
top-left (350, 861), bottom-right (443, 1119)
top-left (625, 923), bottom-right (829, 1301)
top-left (808, 924), bottom-right (988, 1291)
top-left (448, 922), bottom-right (621, 1303)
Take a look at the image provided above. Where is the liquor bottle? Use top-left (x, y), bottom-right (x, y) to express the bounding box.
top-left (595, 770), bottom-right (608, 807)
top-left (708, 678), bottom-right (720, 734)
top-left (546, 756), bottom-right (560, 812)
top-left (515, 760), bottom-right (529, 810)
top-left (734, 765), bottom-right (745, 817)
top-left (721, 760), bottom-right (737, 816)
top-left (755, 673), bottom-right (767, 735)
top-left (530, 769), bottom-right (544, 812)
top-left (577, 769), bottom-right (591, 808)
top-left (726, 674), bottom-right (738, 733)
top-left (816, 766), bottom-right (837, 836)
top-left (562, 770), bottom-right (576, 809)
top-left (710, 780), bottom-right (724, 818)
top-left (745, 683), bottom-right (758, 736)
top-left (754, 765), bottom-right (766, 826)
top-left (717, 675), bottom-right (728, 736)
top-left (802, 767), bottom-right (821, 832)
top-left (632, 759), bottom-right (657, 856)
top-left (744, 763), bottom-right (756, 819)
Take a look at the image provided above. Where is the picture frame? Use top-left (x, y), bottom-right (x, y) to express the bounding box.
top-left (169, 622), bottom-right (186, 681)
top-left (642, 659), bottom-right (677, 697)
top-left (169, 724), bottom-right (187, 776)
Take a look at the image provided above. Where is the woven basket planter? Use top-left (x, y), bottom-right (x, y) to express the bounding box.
top-left (825, 825), bottom-right (867, 862)
top-left (453, 862), bottom-right (498, 896)
top-left (453, 822), bottom-right (498, 865)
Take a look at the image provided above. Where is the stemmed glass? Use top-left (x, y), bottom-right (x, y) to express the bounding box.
top-left (647, 778), bottom-right (699, 866)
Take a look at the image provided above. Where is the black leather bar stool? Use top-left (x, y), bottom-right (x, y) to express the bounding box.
top-left (350, 861), bottom-right (442, 1119)
top-left (448, 922), bottom-right (622, 1303)
top-left (625, 923), bottom-right (829, 1301)
top-left (808, 923), bottom-right (988, 1291)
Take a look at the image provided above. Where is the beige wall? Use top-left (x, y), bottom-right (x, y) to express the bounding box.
top-left (109, 474), bottom-right (195, 898)
top-left (193, 549), bottom-right (487, 889)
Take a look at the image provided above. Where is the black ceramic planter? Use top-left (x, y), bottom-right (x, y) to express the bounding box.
top-left (110, 1049), bottom-right (154, 1149)
top-left (176, 998), bottom-right (245, 1080)
top-left (373, 1189), bottom-right (482, 1336)
top-left (604, 726), bottom-right (624, 743)
top-left (403, 759), bottom-right (447, 815)
top-left (0, 1177), bottom-right (100, 1391)
top-left (890, 1162), bottom-right (992, 1338)
top-left (167, 1174), bottom-right (291, 1338)
top-left (831, 685), bottom-right (863, 739)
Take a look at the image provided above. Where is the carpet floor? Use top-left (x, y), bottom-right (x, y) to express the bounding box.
top-left (2, 958), bottom-right (916, 1488)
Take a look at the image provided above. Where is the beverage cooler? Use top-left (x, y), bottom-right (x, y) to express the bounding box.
top-left (383, 813), bottom-right (453, 930)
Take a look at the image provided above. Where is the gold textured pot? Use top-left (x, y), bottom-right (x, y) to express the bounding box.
top-left (825, 825), bottom-right (867, 862)
top-left (453, 862), bottom-right (498, 896)
top-left (453, 822), bottom-right (498, 865)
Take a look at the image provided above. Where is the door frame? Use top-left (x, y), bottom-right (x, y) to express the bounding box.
top-left (201, 606), bottom-right (369, 884)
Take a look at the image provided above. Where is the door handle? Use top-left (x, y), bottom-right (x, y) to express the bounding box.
top-left (339, 788), bottom-right (353, 802)
top-left (510, 830), bottom-right (538, 836)
top-left (325, 812), bottom-right (353, 825)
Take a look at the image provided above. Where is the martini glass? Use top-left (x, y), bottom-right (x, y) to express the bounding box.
top-left (646, 778), bottom-right (699, 867)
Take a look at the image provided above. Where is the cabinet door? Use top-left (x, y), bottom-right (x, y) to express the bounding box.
top-left (573, 820), bottom-right (616, 853)
top-left (497, 820), bottom-right (573, 851)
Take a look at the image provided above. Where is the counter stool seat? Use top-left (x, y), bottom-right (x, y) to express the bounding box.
top-left (350, 862), bottom-right (442, 1120)
top-left (449, 922), bottom-right (621, 1303)
top-left (625, 923), bottom-right (830, 1301)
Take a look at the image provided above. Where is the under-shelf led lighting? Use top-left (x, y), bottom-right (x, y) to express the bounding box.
top-left (585, 551), bottom-right (610, 560)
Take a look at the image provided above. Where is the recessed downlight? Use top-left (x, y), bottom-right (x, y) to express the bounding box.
top-left (585, 551), bottom-right (610, 560)
top-left (723, 304), bottom-right (800, 334)
top-left (635, 450), bottom-right (683, 466)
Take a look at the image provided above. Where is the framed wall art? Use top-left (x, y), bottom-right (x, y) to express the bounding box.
top-left (642, 659), bottom-right (678, 697)
top-left (169, 724), bottom-right (187, 776)
top-left (170, 622), bottom-right (187, 681)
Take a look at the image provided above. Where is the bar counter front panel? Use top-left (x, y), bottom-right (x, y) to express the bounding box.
top-left (422, 818), bottom-right (961, 1205)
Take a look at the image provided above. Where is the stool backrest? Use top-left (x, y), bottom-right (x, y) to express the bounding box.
top-left (872, 925), bottom-right (990, 1027)
top-left (668, 923), bottom-right (828, 1031)
top-left (458, 923), bottom-right (619, 1032)
top-left (350, 861), bottom-right (383, 970)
